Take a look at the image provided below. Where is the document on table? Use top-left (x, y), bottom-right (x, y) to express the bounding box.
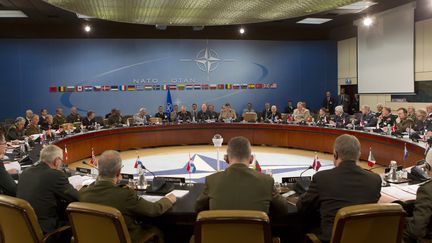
top-left (140, 190), bottom-right (190, 203)
top-left (68, 175), bottom-right (95, 190)
top-left (3, 161), bottom-right (21, 173)
top-left (381, 186), bottom-right (417, 201)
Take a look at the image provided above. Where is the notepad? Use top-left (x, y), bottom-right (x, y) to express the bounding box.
top-left (170, 190), bottom-right (189, 198)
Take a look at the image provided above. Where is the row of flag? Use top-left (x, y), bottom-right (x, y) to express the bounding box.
top-left (49, 83), bottom-right (278, 93)
top-left (367, 143), bottom-right (409, 168)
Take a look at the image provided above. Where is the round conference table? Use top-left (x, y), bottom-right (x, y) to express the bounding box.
top-left (55, 123), bottom-right (425, 168)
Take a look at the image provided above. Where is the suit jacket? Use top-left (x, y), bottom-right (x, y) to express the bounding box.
top-left (261, 109), bottom-right (271, 120)
top-left (358, 112), bottom-right (378, 127)
top-left (154, 112), bottom-right (169, 121)
top-left (208, 111), bottom-right (218, 120)
top-left (378, 114), bottom-right (397, 128)
top-left (322, 97), bottom-right (335, 114)
top-left (0, 161), bottom-right (16, 196)
top-left (331, 113), bottom-right (349, 128)
top-left (284, 106), bottom-right (294, 114)
top-left (6, 125), bottom-right (25, 141)
top-left (82, 117), bottom-right (96, 127)
top-left (197, 110), bottom-right (211, 121)
top-left (195, 163), bottom-right (288, 215)
top-left (297, 161), bottom-right (381, 241)
top-left (266, 112), bottom-right (282, 123)
top-left (80, 180), bottom-right (172, 243)
top-left (337, 94), bottom-right (350, 112)
top-left (404, 180), bottom-right (432, 242)
top-left (17, 162), bottom-right (79, 233)
top-left (177, 111), bottom-right (192, 122)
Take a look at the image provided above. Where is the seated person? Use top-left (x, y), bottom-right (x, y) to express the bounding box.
top-left (17, 145), bottom-right (79, 234)
top-left (107, 109), bottom-right (123, 126)
top-left (25, 115), bottom-right (41, 136)
top-left (356, 105), bottom-right (377, 127)
top-left (197, 103), bottom-right (211, 122)
top-left (6, 117), bottom-right (26, 141)
top-left (105, 108), bottom-right (116, 119)
top-left (195, 136), bottom-right (288, 215)
top-left (80, 150), bottom-right (176, 243)
top-left (329, 106), bottom-right (349, 128)
top-left (377, 107), bottom-right (396, 128)
top-left (133, 108), bottom-right (150, 125)
top-left (395, 107), bottom-right (415, 133)
top-left (24, 109), bottom-right (33, 128)
top-left (0, 133), bottom-right (17, 196)
top-left (53, 107), bottom-right (67, 129)
top-left (315, 108), bottom-right (329, 126)
top-left (218, 103), bottom-right (237, 121)
top-left (242, 103), bottom-right (255, 117)
top-left (207, 104), bottom-right (218, 120)
top-left (39, 108), bottom-right (49, 126)
top-left (297, 134), bottom-right (381, 242)
top-left (170, 105), bottom-right (179, 122)
top-left (41, 114), bottom-right (54, 130)
top-left (375, 103), bottom-right (384, 118)
top-left (154, 106), bottom-right (169, 121)
top-left (413, 109), bottom-right (430, 133)
top-left (284, 100), bottom-right (295, 114)
top-left (261, 102), bottom-right (271, 121)
top-left (82, 111), bottom-right (96, 128)
top-left (293, 102), bottom-right (311, 123)
top-left (407, 105), bottom-right (416, 121)
top-left (190, 103), bottom-right (199, 121)
top-left (403, 149), bottom-right (432, 243)
top-left (177, 105), bottom-right (192, 122)
top-left (66, 106), bottom-right (81, 123)
top-left (265, 105), bottom-right (281, 123)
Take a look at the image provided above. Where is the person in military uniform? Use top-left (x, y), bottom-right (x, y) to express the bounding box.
top-left (377, 107), bottom-right (396, 128)
top-left (413, 109), bottom-right (431, 133)
top-left (41, 114), bottom-right (54, 131)
top-left (170, 105), bottom-right (179, 122)
top-left (197, 103), bottom-right (210, 122)
top-left (329, 106), bottom-right (349, 128)
top-left (356, 105), bottom-right (378, 127)
top-left (82, 111), bottom-right (96, 128)
top-left (375, 103), bottom-right (384, 118)
top-left (53, 107), bottom-right (67, 129)
top-left (154, 106), bottom-right (169, 121)
top-left (218, 103), bottom-right (237, 122)
top-left (207, 104), bottom-right (218, 120)
top-left (66, 106), bottom-right (81, 123)
top-left (24, 109), bottom-right (33, 128)
top-left (407, 106), bottom-right (417, 121)
top-left (133, 108), bottom-right (150, 125)
top-left (195, 136), bottom-right (288, 215)
top-left (177, 105), bottom-right (192, 122)
top-left (265, 105), bottom-right (281, 123)
top-left (25, 115), bottom-right (41, 136)
top-left (293, 102), bottom-right (311, 123)
top-left (190, 103), bottom-right (199, 121)
top-left (403, 149), bottom-right (432, 243)
top-left (315, 108), bottom-right (329, 126)
top-left (395, 107), bottom-right (415, 133)
top-left (80, 150), bottom-right (176, 243)
top-left (6, 117), bottom-right (26, 141)
top-left (107, 109), bottom-right (123, 126)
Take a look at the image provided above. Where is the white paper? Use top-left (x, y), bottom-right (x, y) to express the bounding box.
top-left (381, 186), bottom-right (416, 201)
top-left (68, 175), bottom-right (95, 190)
top-left (3, 161), bottom-right (21, 173)
top-left (140, 195), bottom-right (163, 203)
top-left (170, 190), bottom-right (189, 198)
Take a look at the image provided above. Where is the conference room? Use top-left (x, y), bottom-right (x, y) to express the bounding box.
top-left (1, 0), bottom-right (432, 242)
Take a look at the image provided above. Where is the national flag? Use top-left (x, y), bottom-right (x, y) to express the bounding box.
top-left (404, 143), bottom-right (409, 160)
top-left (177, 84), bottom-right (186, 90)
top-left (201, 84), bottom-right (209, 90)
top-left (186, 154), bottom-right (196, 173)
top-left (217, 84), bottom-right (225, 90)
top-left (76, 86), bottom-right (83, 92)
top-left (166, 89), bottom-right (174, 116)
top-left (135, 85), bottom-right (144, 91)
top-left (255, 83), bottom-right (263, 89)
top-left (248, 84), bottom-right (255, 89)
top-left (241, 84), bottom-right (248, 89)
top-left (49, 86), bottom-right (57, 92)
top-left (128, 85), bottom-right (136, 91)
top-left (392, 124), bottom-right (397, 133)
top-left (84, 86), bottom-right (93, 92)
top-left (161, 85), bottom-right (168, 90)
top-left (93, 86), bottom-right (102, 91)
top-left (110, 85), bottom-right (119, 91)
top-left (263, 84), bottom-right (271, 89)
top-left (169, 85), bottom-right (177, 90)
top-left (119, 85), bottom-right (127, 91)
top-left (144, 85), bottom-right (153, 91)
top-left (312, 154), bottom-right (321, 171)
top-left (134, 156), bottom-right (144, 169)
top-left (66, 86), bottom-right (75, 92)
top-left (209, 84), bottom-right (217, 90)
top-left (194, 84), bottom-right (201, 90)
top-left (233, 84), bottom-right (240, 89)
top-left (367, 147), bottom-right (376, 167)
top-left (64, 145), bottom-right (68, 162)
top-left (185, 84), bottom-right (194, 90)
top-left (102, 85), bottom-right (110, 91)
top-left (251, 156), bottom-right (262, 173)
top-left (270, 83), bottom-right (278, 89)
top-left (225, 84), bottom-right (232, 90)
top-left (90, 147), bottom-right (97, 166)
top-left (153, 85), bottom-right (161, 90)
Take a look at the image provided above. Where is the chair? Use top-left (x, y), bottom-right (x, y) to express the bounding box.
top-left (126, 117), bottom-right (134, 126)
top-left (191, 210), bottom-right (280, 243)
top-left (0, 195), bottom-right (70, 243)
top-left (305, 203), bottom-right (406, 243)
top-left (149, 117), bottom-right (162, 124)
top-left (243, 112), bottom-right (258, 122)
top-left (66, 202), bottom-right (157, 243)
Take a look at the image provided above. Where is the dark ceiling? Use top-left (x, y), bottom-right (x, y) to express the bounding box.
top-left (0, 0), bottom-right (430, 40)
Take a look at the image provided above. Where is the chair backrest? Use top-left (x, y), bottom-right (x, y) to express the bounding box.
top-left (0, 195), bottom-right (44, 243)
top-left (194, 210), bottom-right (272, 243)
top-left (67, 202), bottom-right (131, 243)
top-left (331, 203), bottom-right (406, 243)
top-left (149, 117), bottom-right (162, 124)
top-left (243, 112), bottom-right (257, 122)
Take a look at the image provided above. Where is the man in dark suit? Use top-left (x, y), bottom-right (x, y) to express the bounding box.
top-left (154, 106), bottom-right (169, 121)
top-left (197, 103), bottom-right (211, 122)
top-left (297, 134), bottom-right (381, 242)
top-left (265, 105), bottom-right (282, 123)
top-left (39, 108), bottom-right (49, 126)
top-left (356, 105), bottom-right (377, 127)
top-left (82, 111), bottom-right (96, 128)
top-left (0, 133), bottom-right (16, 196)
top-left (207, 104), bottom-right (218, 120)
top-left (17, 145), bottom-right (79, 234)
top-left (377, 107), bottom-right (397, 128)
top-left (284, 100), bottom-right (295, 114)
top-left (337, 88), bottom-right (350, 113)
top-left (329, 106), bottom-right (349, 128)
top-left (24, 109), bottom-right (33, 128)
top-left (322, 91), bottom-right (335, 114)
top-left (261, 102), bottom-right (271, 121)
top-left (195, 136), bottom-right (288, 215)
top-left (177, 105), bottom-right (192, 122)
top-left (80, 150), bottom-right (176, 243)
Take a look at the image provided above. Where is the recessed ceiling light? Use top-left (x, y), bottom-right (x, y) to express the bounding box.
top-left (338, 1), bottom-right (377, 11)
top-left (84, 25), bottom-right (91, 32)
top-left (296, 18), bottom-right (332, 25)
top-left (0, 10), bottom-right (28, 18)
top-left (239, 27), bottom-right (245, 34)
top-left (362, 16), bottom-right (373, 26)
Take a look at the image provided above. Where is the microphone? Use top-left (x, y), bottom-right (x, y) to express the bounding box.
top-left (299, 166), bottom-right (312, 177)
top-left (140, 164), bottom-right (156, 178)
top-left (294, 166), bottom-right (313, 194)
top-left (82, 161), bottom-right (99, 170)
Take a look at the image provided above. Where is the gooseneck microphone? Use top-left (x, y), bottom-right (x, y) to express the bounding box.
top-left (82, 161), bottom-right (99, 170)
top-left (299, 165), bottom-right (312, 177)
top-left (140, 164), bottom-right (156, 178)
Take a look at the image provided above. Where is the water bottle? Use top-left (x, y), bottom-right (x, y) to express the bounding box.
top-left (138, 167), bottom-right (147, 189)
top-left (389, 160), bottom-right (398, 181)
